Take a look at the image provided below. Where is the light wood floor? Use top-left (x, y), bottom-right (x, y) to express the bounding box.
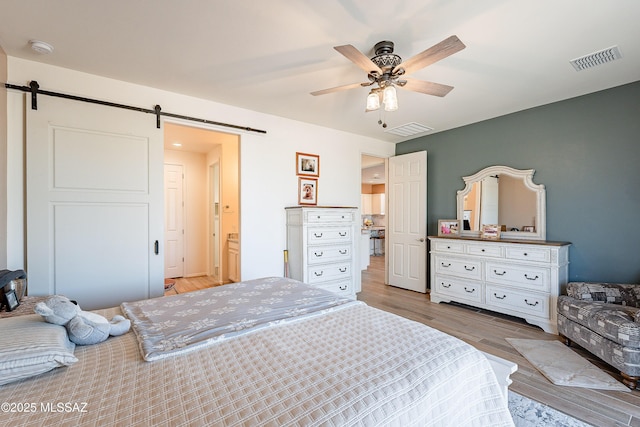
top-left (360, 255), bottom-right (640, 427)
top-left (167, 258), bottom-right (640, 426)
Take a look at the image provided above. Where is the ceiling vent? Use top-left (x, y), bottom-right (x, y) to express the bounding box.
top-left (570, 46), bottom-right (622, 71)
top-left (384, 122), bottom-right (434, 137)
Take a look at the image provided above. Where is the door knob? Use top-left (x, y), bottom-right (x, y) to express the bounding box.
top-left (417, 238), bottom-right (425, 242)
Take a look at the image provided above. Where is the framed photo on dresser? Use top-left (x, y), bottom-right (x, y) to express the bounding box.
top-left (298, 177), bottom-right (318, 205)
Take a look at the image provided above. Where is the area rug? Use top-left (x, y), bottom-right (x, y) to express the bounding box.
top-left (163, 278), bottom-right (176, 291)
top-left (508, 391), bottom-right (592, 427)
top-left (506, 338), bottom-right (629, 391)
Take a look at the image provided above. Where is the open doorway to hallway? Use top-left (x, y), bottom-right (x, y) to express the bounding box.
top-left (360, 154), bottom-right (387, 285)
top-left (163, 122), bottom-right (240, 289)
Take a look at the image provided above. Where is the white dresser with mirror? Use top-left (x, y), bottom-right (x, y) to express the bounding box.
top-left (429, 166), bottom-right (570, 334)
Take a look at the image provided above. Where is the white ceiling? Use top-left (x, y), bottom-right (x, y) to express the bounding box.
top-left (1, 1), bottom-right (639, 143)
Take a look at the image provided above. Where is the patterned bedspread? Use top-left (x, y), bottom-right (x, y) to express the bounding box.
top-left (121, 277), bottom-right (355, 361)
top-left (0, 277), bottom-right (514, 426)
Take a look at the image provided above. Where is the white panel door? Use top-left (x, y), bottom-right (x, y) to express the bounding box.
top-left (480, 176), bottom-right (499, 226)
top-left (387, 151), bottom-right (427, 293)
top-left (26, 96), bottom-right (164, 310)
top-left (164, 164), bottom-right (184, 278)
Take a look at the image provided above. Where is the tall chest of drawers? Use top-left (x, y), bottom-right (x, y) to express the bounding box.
top-left (429, 237), bottom-right (570, 334)
top-left (286, 207), bottom-right (357, 298)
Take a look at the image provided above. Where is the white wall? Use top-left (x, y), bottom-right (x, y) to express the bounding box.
top-left (6, 57), bottom-right (396, 286)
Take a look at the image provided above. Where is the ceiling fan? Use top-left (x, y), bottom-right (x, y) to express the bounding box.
top-left (311, 35), bottom-right (466, 125)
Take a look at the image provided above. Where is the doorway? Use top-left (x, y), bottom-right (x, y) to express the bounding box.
top-left (163, 122), bottom-right (240, 285)
top-left (360, 154), bottom-right (387, 286)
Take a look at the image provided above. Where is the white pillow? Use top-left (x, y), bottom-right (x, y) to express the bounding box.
top-left (0, 314), bottom-right (77, 386)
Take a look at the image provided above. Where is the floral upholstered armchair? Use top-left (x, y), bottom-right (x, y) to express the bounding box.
top-left (557, 282), bottom-right (640, 389)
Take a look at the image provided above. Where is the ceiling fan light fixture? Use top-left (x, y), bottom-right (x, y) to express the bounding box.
top-left (366, 91), bottom-right (381, 111)
top-left (383, 85), bottom-right (398, 112)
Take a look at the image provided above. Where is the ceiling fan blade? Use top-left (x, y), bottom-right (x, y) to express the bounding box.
top-left (402, 78), bottom-right (454, 97)
top-left (334, 44), bottom-right (383, 75)
top-left (310, 82), bottom-right (366, 96)
top-left (394, 35), bottom-right (465, 76)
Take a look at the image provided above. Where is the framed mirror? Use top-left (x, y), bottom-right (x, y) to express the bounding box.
top-left (457, 166), bottom-right (546, 241)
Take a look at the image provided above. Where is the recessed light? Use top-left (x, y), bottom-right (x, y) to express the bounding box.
top-left (172, 143), bottom-right (182, 147)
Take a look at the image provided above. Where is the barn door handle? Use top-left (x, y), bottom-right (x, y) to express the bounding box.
top-left (154, 240), bottom-right (159, 255)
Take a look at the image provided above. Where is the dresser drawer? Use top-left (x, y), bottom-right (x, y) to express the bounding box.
top-left (307, 227), bottom-right (352, 244)
top-left (434, 256), bottom-right (482, 280)
top-left (314, 279), bottom-right (353, 297)
top-left (307, 245), bottom-right (351, 265)
top-left (505, 246), bottom-right (550, 263)
top-left (307, 263), bottom-right (351, 284)
top-left (466, 243), bottom-right (503, 258)
top-left (486, 285), bottom-right (549, 319)
top-left (432, 240), bottom-right (465, 254)
top-left (433, 275), bottom-right (482, 303)
top-left (306, 210), bottom-right (354, 223)
top-left (486, 262), bottom-right (550, 291)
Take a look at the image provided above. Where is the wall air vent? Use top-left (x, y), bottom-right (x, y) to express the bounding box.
top-left (384, 122), bottom-right (434, 137)
top-left (570, 46), bottom-right (622, 71)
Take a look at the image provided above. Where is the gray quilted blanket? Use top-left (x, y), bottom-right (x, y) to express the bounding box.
top-left (121, 277), bottom-right (356, 361)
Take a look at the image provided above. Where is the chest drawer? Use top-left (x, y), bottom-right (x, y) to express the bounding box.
top-left (466, 244), bottom-right (503, 258)
top-left (486, 285), bottom-right (549, 319)
top-left (307, 245), bottom-right (351, 264)
top-left (307, 227), bottom-right (352, 244)
top-left (486, 262), bottom-right (550, 291)
top-left (433, 275), bottom-right (482, 303)
top-left (434, 256), bottom-right (482, 280)
top-left (432, 240), bottom-right (465, 254)
top-left (315, 279), bottom-right (354, 298)
top-left (505, 246), bottom-right (550, 263)
top-left (306, 210), bottom-right (354, 223)
top-left (307, 263), bottom-right (351, 284)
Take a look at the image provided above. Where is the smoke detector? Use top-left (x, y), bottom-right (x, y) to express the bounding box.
top-left (29, 40), bottom-right (54, 54)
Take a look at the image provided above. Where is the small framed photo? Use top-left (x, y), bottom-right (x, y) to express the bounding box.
top-left (298, 177), bottom-right (318, 205)
top-left (296, 152), bottom-right (320, 177)
top-left (522, 225), bottom-right (536, 233)
top-left (438, 219), bottom-right (460, 237)
top-left (481, 224), bottom-right (501, 240)
top-left (3, 289), bottom-right (20, 311)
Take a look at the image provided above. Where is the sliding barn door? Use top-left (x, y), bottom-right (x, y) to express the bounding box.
top-left (26, 95), bottom-right (164, 309)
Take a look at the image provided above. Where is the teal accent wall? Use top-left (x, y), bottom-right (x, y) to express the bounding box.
top-left (396, 80), bottom-right (640, 283)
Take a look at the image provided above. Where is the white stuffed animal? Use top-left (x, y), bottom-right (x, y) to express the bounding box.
top-left (35, 295), bottom-right (130, 345)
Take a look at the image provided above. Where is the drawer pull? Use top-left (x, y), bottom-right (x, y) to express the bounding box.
top-left (447, 246), bottom-right (451, 249)
top-left (494, 293), bottom-right (507, 300)
top-left (314, 271), bottom-right (324, 277)
top-left (339, 285), bottom-right (347, 290)
top-left (314, 232), bottom-right (323, 238)
top-left (524, 274), bottom-right (539, 281)
top-left (338, 232), bottom-right (347, 237)
top-left (481, 249), bottom-right (485, 252)
top-left (464, 287), bottom-right (475, 293)
top-left (442, 283), bottom-right (451, 288)
top-left (314, 251), bottom-right (323, 257)
top-left (339, 249), bottom-right (347, 255)
top-left (523, 253), bottom-right (528, 256)
top-left (339, 267), bottom-right (347, 273)
top-left (441, 263), bottom-right (451, 268)
top-left (464, 266), bottom-right (475, 271)
top-left (524, 299), bottom-right (539, 307)
top-left (494, 270), bottom-right (506, 276)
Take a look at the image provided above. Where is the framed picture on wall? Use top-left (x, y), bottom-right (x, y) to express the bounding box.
top-left (481, 224), bottom-right (501, 240)
top-left (296, 152), bottom-right (320, 177)
top-left (298, 177), bottom-right (318, 205)
top-left (438, 219), bottom-right (460, 237)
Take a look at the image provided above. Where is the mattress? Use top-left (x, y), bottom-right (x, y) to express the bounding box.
top-left (0, 278), bottom-right (514, 426)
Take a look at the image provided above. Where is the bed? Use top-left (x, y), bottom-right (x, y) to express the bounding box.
top-left (0, 277), bottom-right (514, 426)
